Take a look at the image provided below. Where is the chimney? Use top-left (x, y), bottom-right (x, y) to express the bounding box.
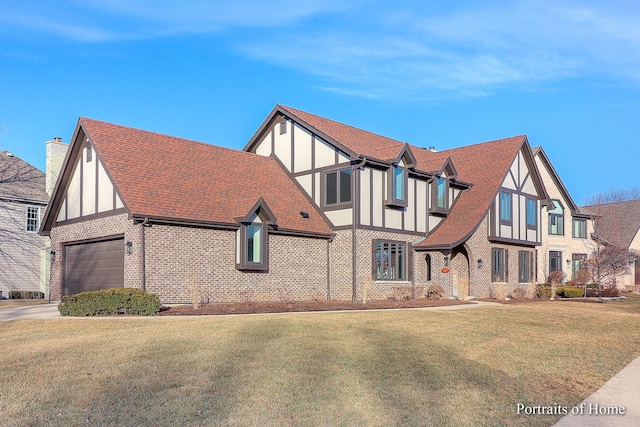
top-left (427, 146), bottom-right (436, 152)
top-left (45, 137), bottom-right (69, 197)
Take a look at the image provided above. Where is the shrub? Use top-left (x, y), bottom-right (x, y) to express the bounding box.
top-left (535, 283), bottom-right (552, 298)
top-left (426, 284), bottom-right (445, 300)
top-left (600, 286), bottom-right (620, 297)
top-left (555, 286), bottom-right (584, 298)
top-left (511, 287), bottom-right (527, 299)
top-left (9, 291), bottom-right (45, 300)
top-left (58, 288), bottom-right (160, 316)
top-left (490, 283), bottom-right (508, 300)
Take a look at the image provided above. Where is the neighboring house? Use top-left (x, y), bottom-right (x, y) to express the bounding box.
top-left (533, 147), bottom-right (594, 284)
top-left (0, 150), bottom-right (48, 298)
top-left (42, 106), bottom-right (599, 303)
top-left (581, 199), bottom-right (640, 289)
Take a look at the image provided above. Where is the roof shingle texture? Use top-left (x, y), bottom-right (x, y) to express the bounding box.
top-left (582, 199), bottom-right (640, 249)
top-left (0, 151), bottom-right (48, 203)
top-left (80, 118), bottom-right (332, 235)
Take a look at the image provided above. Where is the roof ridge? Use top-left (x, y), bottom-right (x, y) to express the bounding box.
top-left (279, 105), bottom-right (407, 146)
top-left (80, 117), bottom-right (275, 162)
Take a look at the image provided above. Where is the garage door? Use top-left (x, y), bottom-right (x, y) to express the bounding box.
top-left (64, 238), bottom-right (124, 295)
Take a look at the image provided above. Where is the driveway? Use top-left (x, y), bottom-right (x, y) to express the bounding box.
top-left (0, 303), bottom-right (60, 321)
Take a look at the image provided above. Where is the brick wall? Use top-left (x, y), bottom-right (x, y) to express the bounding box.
top-left (144, 224), bottom-right (328, 303)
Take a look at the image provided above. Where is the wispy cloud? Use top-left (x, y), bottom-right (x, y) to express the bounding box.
top-left (2, 0), bottom-right (639, 100)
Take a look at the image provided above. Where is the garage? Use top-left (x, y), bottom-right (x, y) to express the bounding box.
top-left (64, 238), bottom-right (124, 296)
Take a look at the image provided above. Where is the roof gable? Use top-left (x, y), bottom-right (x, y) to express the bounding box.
top-left (42, 118), bottom-right (333, 237)
top-left (582, 199), bottom-right (640, 249)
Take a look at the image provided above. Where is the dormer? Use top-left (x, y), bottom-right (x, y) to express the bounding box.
top-left (386, 145), bottom-right (416, 208)
top-left (430, 157), bottom-right (457, 216)
top-left (234, 198), bottom-right (277, 271)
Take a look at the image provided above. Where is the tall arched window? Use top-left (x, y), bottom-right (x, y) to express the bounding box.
top-left (425, 254), bottom-right (432, 281)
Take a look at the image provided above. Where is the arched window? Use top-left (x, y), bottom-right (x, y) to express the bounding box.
top-left (425, 254), bottom-right (432, 281)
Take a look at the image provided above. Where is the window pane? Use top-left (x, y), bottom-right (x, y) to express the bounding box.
top-left (26, 206), bottom-right (39, 232)
top-left (437, 178), bottom-right (446, 208)
top-left (492, 248), bottom-right (504, 282)
top-left (375, 241), bottom-right (405, 280)
top-left (394, 167), bottom-right (404, 200)
top-left (500, 192), bottom-right (511, 221)
top-left (339, 169), bottom-right (351, 203)
top-left (519, 252), bottom-right (530, 283)
top-left (325, 172), bottom-right (337, 205)
top-left (527, 199), bottom-right (536, 227)
top-left (247, 224), bottom-right (261, 263)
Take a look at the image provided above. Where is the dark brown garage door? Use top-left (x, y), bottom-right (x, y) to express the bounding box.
top-left (64, 238), bottom-right (124, 295)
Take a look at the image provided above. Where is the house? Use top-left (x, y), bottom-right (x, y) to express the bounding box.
top-left (581, 199), bottom-right (640, 289)
top-left (42, 106), bottom-right (595, 303)
top-left (533, 147), bottom-right (594, 284)
top-left (0, 150), bottom-right (48, 298)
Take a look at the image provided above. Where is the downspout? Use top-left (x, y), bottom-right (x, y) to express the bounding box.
top-left (351, 158), bottom-right (366, 302)
top-left (327, 233), bottom-right (335, 300)
top-left (141, 217), bottom-right (149, 291)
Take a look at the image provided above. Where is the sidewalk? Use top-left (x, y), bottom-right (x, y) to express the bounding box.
top-left (553, 356), bottom-right (640, 426)
top-left (0, 303), bottom-right (60, 322)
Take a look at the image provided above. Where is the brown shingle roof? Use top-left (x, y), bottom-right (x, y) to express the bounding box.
top-left (582, 199), bottom-right (640, 249)
top-left (79, 118), bottom-right (333, 236)
top-left (280, 105), bottom-right (407, 162)
top-left (411, 136), bottom-right (527, 249)
top-left (0, 151), bottom-right (48, 204)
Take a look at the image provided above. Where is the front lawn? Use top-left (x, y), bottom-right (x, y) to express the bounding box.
top-left (1, 295), bottom-right (639, 426)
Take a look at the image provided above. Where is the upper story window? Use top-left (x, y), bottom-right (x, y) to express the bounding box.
top-left (374, 240), bottom-right (406, 281)
top-left (324, 168), bottom-right (351, 206)
top-left (499, 191), bottom-right (512, 225)
top-left (572, 218), bottom-right (587, 238)
top-left (431, 177), bottom-right (449, 215)
top-left (86, 146), bottom-right (93, 163)
top-left (526, 198), bottom-right (537, 230)
top-left (548, 200), bottom-right (564, 235)
top-left (26, 206), bottom-right (40, 233)
top-left (386, 165), bottom-right (407, 207)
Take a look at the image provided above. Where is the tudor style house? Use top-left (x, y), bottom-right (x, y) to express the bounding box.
top-left (0, 151), bottom-right (48, 298)
top-left (42, 105), bottom-right (595, 303)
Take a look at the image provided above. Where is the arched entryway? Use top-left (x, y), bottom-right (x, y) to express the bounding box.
top-left (450, 246), bottom-right (470, 299)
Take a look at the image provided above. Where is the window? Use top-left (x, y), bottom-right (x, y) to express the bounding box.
top-left (425, 254), bottom-right (432, 281)
top-left (246, 224), bottom-right (262, 264)
top-left (86, 146), bottom-right (93, 162)
top-left (549, 251), bottom-right (562, 274)
top-left (26, 206), bottom-right (40, 232)
top-left (572, 253), bottom-right (587, 279)
top-left (279, 121), bottom-right (287, 135)
top-left (387, 165), bottom-right (407, 207)
top-left (431, 177), bottom-right (449, 214)
top-left (526, 198), bottom-right (537, 229)
top-left (572, 218), bottom-right (586, 238)
top-left (492, 248), bottom-right (507, 282)
top-left (235, 201), bottom-right (275, 271)
top-left (324, 169), bottom-right (351, 206)
top-left (548, 200), bottom-right (564, 235)
top-left (499, 191), bottom-right (512, 224)
top-left (519, 251), bottom-right (533, 283)
top-left (374, 241), bottom-right (406, 281)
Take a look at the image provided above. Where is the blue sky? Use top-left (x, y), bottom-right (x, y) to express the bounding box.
top-left (1, 0), bottom-right (639, 204)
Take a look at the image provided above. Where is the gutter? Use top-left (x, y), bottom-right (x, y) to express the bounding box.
top-left (141, 217), bottom-right (149, 291)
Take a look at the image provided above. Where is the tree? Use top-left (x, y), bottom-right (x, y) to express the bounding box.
top-left (583, 188), bottom-right (640, 297)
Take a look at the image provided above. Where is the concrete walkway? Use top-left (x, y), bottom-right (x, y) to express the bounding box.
top-left (0, 303), bottom-right (60, 322)
top-left (552, 356), bottom-right (640, 426)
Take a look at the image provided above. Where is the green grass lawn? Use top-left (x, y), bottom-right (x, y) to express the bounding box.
top-left (2, 296), bottom-right (640, 426)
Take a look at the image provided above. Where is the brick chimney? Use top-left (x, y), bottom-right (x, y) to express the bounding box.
top-left (45, 137), bottom-right (68, 197)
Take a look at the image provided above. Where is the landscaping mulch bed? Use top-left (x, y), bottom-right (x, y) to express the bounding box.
top-left (158, 298), bottom-right (473, 316)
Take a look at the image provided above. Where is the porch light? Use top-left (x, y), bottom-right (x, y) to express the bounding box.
top-left (443, 255), bottom-right (450, 267)
top-left (566, 259), bottom-right (571, 265)
top-left (125, 241), bottom-right (133, 255)
top-left (477, 259), bottom-right (483, 269)
top-left (49, 249), bottom-right (56, 263)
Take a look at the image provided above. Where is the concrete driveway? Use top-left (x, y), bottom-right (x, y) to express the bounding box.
top-left (0, 303), bottom-right (60, 321)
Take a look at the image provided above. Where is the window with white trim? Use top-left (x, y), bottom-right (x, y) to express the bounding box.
top-left (26, 206), bottom-right (40, 232)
